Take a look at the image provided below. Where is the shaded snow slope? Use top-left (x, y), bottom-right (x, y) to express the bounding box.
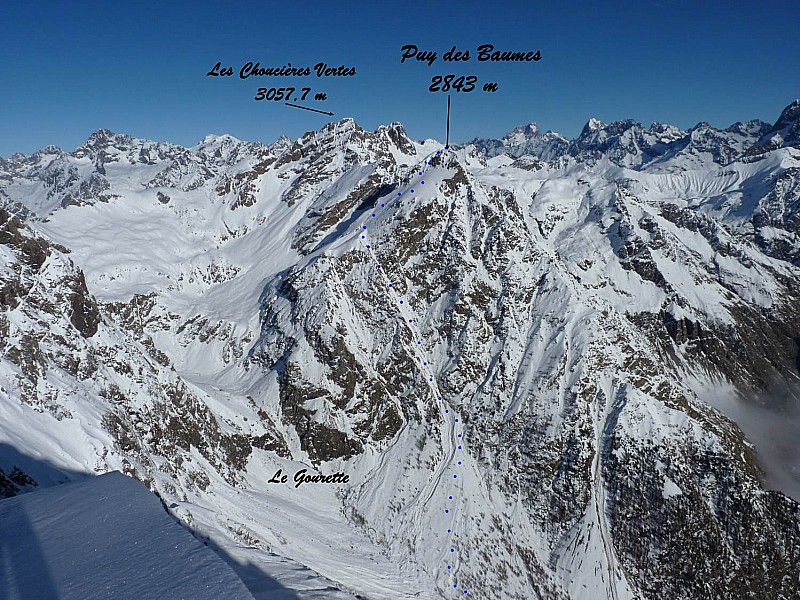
top-left (0, 471), bottom-right (255, 600)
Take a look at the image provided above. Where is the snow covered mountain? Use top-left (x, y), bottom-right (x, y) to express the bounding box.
top-left (470, 123), bottom-right (569, 163)
top-left (1, 101), bottom-right (800, 599)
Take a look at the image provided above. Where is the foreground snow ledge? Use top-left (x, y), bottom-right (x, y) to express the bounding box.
top-left (0, 471), bottom-right (255, 600)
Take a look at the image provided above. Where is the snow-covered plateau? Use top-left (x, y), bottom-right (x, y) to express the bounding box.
top-left (1, 100), bottom-right (800, 599)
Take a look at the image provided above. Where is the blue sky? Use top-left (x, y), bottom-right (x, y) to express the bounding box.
top-left (2, 1), bottom-right (798, 156)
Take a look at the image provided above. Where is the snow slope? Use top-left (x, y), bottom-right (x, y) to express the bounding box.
top-left (0, 471), bottom-right (255, 600)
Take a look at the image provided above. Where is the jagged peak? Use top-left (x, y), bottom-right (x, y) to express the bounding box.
top-left (581, 117), bottom-right (605, 135)
top-left (36, 145), bottom-right (64, 156)
top-left (375, 121), bottom-right (409, 136)
top-left (193, 133), bottom-right (249, 156)
top-left (309, 118), bottom-right (365, 144)
top-left (774, 99), bottom-right (800, 130)
top-left (377, 122), bottom-right (416, 155)
top-left (90, 127), bottom-right (116, 139)
top-left (73, 129), bottom-right (135, 157)
top-left (328, 117), bottom-right (362, 132)
top-left (269, 134), bottom-right (292, 151)
top-left (578, 118), bottom-right (645, 141)
top-left (505, 123), bottom-right (541, 138)
top-left (85, 128), bottom-right (131, 145)
top-left (649, 122), bottom-right (684, 134)
top-left (725, 119), bottom-right (771, 135)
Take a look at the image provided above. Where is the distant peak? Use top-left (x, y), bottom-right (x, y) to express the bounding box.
top-left (581, 118), bottom-right (605, 136)
top-left (378, 121), bottom-right (408, 134)
top-left (649, 122), bottom-right (679, 132)
top-left (320, 117), bottom-right (362, 136)
top-left (725, 120), bottom-right (771, 136)
top-left (75, 128), bottom-right (133, 155)
top-left (513, 123), bottom-right (541, 136)
top-left (91, 127), bottom-right (115, 138)
top-left (37, 144), bottom-right (64, 155)
top-left (337, 117), bottom-right (360, 129)
top-left (379, 121), bottom-right (411, 139)
top-left (774, 99), bottom-right (800, 129)
top-left (378, 122), bottom-right (415, 154)
top-left (85, 128), bottom-right (115, 145)
top-left (198, 133), bottom-right (241, 146)
top-left (690, 121), bottom-right (713, 131)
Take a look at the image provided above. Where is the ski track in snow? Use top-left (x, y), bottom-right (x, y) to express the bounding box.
top-left (352, 147), bottom-right (470, 596)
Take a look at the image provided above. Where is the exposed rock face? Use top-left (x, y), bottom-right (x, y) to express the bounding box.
top-left (2, 102), bottom-right (800, 599)
top-left (749, 100), bottom-right (800, 155)
top-left (0, 209), bottom-right (271, 490)
top-left (0, 466), bottom-right (37, 499)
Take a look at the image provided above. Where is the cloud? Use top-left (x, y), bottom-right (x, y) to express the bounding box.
top-left (702, 379), bottom-right (800, 503)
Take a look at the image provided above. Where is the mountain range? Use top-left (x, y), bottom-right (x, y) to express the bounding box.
top-left (1, 100), bottom-right (800, 599)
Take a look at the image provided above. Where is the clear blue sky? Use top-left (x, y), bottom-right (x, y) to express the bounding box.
top-left (2, 1), bottom-right (798, 156)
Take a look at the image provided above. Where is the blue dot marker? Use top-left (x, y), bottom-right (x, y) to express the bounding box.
top-left (355, 171), bottom-right (470, 582)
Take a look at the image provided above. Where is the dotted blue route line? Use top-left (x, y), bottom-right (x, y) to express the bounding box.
top-left (353, 147), bottom-right (469, 596)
